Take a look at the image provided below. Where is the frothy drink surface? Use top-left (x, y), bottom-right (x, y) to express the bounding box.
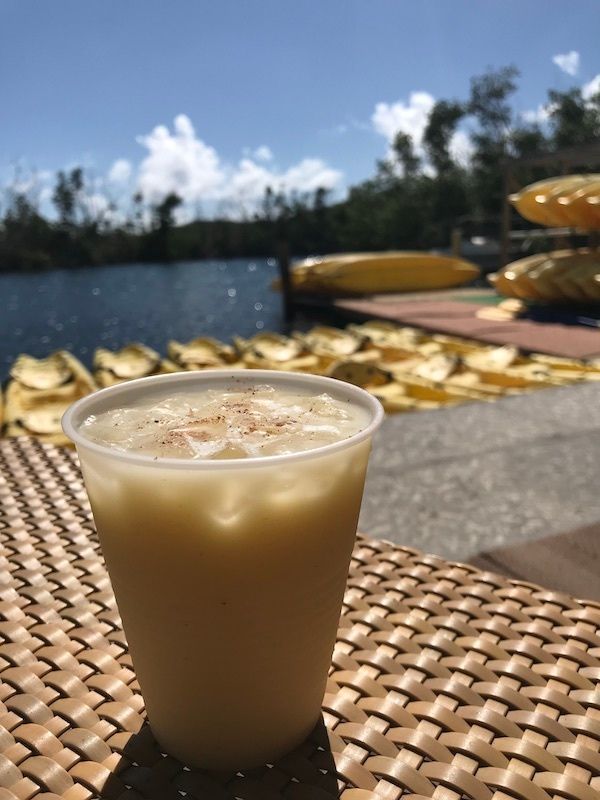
top-left (81, 384), bottom-right (368, 459)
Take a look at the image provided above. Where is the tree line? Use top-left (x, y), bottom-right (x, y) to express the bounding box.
top-left (1, 66), bottom-right (600, 271)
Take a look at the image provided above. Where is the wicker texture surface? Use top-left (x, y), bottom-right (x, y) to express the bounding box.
top-left (0, 436), bottom-right (599, 800)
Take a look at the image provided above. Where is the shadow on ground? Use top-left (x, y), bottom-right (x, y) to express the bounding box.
top-left (100, 717), bottom-right (341, 798)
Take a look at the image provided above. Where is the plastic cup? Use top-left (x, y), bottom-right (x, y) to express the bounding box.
top-left (62, 370), bottom-right (383, 769)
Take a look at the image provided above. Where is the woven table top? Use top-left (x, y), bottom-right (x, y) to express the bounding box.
top-left (0, 436), bottom-right (599, 800)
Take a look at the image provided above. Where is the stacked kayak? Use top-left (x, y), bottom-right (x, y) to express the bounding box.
top-left (490, 250), bottom-right (600, 303)
top-left (3, 351), bottom-right (96, 445)
top-left (94, 343), bottom-right (174, 387)
top-left (509, 174), bottom-right (600, 229)
top-left (275, 252), bottom-right (480, 294)
top-left (492, 174), bottom-right (600, 303)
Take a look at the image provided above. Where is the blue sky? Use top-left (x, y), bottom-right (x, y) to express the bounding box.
top-left (1, 0), bottom-right (599, 218)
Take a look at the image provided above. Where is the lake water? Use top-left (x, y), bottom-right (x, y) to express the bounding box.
top-left (0, 259), bottom-right (286, 381)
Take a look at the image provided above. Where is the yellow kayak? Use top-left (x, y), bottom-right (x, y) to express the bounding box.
top-left (276, 252), bottom-right (480, 294)
top-left (557, 180), bottom-right (600, 229)
top-left (3, 351), bottom-right (97, 446)
top-left (510, 174), bottom-right (600, 228)
top-left (490, 250), bottom-right (600, 302)
top-left (490, 253), bottom-right (547, 301)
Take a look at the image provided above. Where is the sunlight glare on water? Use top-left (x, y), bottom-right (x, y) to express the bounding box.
top-left (0, 258), bottom-right (283, 380)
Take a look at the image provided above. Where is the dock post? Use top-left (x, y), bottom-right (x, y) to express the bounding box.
top-left (450, 227), bottom-right (461, 258)
top-left (276, 240), bottom-right (294, 325)
top-left (500, 166), bottom-right (511, 267)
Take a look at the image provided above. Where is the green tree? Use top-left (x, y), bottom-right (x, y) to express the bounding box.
top-left (423, 100), bottom-right (465, 173)
top-left (52, 167), bottom-right (85, 226)
top-left (260, 186), bottom-right (276, 222)
top-left (153, 192), bottom-right (182, 231)
top-left (510, 124), bottom-right (549, 159)
top-left (392, 132), bottom-right (420, 176)
top-left (469, 65), bottom-right (519, 137)
top-left (130, 191), bottom-right (145, 233)
top-left (144, 192), bottom-right (182, 262)
top-left (52, 171), bottom-right (75, 225)
top-left (0, 191), bottom-right (56, 269)
top-left (467, 65), bottom-right (520, 215)
top-left (547, 88), bottom-right (600, 148)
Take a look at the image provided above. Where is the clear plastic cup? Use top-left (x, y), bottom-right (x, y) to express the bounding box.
top-left (62, 370), bottom-right (383, 769)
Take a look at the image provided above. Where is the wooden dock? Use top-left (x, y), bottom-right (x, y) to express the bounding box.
top-left (277, 252), bottom-right (600, 359)
top-left (288, 290), bottom-right (600, 359)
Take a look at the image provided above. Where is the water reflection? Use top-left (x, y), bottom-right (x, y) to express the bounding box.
top-left (0, 258), bottom-right (282, 380)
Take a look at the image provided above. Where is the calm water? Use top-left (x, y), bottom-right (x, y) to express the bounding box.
top-left (0, 259), bottom-right (285, 381)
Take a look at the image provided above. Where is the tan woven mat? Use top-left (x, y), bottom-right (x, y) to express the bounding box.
top-left (1, 436), bottom-right (599, 799)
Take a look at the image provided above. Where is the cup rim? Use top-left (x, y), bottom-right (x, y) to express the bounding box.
top-left (62, 369), bottom-right (384, 470)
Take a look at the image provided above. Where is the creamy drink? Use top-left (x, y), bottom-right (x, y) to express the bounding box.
top-left (62, 371), bottom-right (383, 769)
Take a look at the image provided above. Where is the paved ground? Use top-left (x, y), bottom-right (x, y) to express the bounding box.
top-left (359, 381), bottom-right (600, 562)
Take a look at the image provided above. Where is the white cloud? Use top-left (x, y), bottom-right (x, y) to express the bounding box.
top-left (3, 114), bottom-right (344, 220)
top-left (39, 186), bottom-right (53, 204)
top-left (253, 145), bottom-right (273, 162)
top-left (372, 92), bottom-right (435, 147)
top-left (242, 145), bottom-right (274, 161)
top-left (321, 117), bottom-right (372, 136)
top-left (521, 103), bottom-right (553, 125)
top-left (372, 92), bottom-right (473, 171)
top-left (553, 50), bottom-right (580, 76)
top-left (448, 129), bottom-right (474, 166)
top-left (582, 74), bottom-right (600, 100)
top-left (10, 175), bottom-right (38, 195)
top-left (280, 158), bottom-right (341, 193)
top-left (229, 158), bottom-right (273, 204)
top-left (521, 73), bottom-right (600, 125)
top-left (227, 157), bottom-right (341, 211)
top-left (108, 158), bottom-right (132, 184)
top-left (324, 123), bottom-right (349, 136)
top-left (82, 192), bottom-right (111, 218)
top-left (136, 114), bottom-right (224, 204)
top-left (134, 114), bottom-right (342, 213)
top-left (3, 166), bottom-right (54, 214)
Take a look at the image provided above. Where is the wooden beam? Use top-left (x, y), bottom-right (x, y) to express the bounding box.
top-left (500, 165), bottom-right (512, 266)
top-left (503, 140), bottom-right (600, 170)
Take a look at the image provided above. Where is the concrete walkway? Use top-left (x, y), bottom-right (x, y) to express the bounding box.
top-left (359, 381), bottom-right (600, 562)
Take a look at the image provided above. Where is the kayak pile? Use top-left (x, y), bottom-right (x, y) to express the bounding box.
top-left (2, 351), bottom-right (96, 446)
top-left (3, 322), bottom-right (600, 447)
top-left (492, 175), bottom-right (600, 303)
top-left (274, 252), bottom-right (480, 294)
top-left (490, 249), bottom-right (600, 303)
top-left (509, 174), bottom-right (600, 229)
